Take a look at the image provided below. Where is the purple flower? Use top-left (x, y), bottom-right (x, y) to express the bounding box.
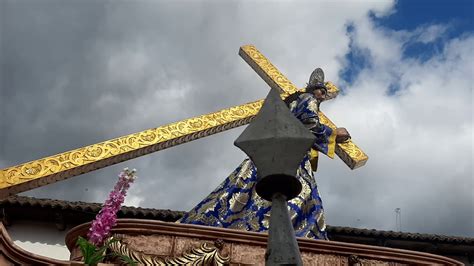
top-left (87, 168), bottom-right (137, 246)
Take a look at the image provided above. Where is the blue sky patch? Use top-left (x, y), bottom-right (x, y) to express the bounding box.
top-left (341, 0), bottom-right (473, 91)
top-left (374, 0), bottom-right (473, 33)
top-left (375, 0), bottom-right (473, 61)
top-left (339, 23), bottom-right (371, 87)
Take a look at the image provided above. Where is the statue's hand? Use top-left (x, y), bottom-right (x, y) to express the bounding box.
top-left (336, 127), bottom-right (351, 143)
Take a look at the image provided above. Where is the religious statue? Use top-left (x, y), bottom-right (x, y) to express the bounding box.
top-left (0, 45), bottom-right (367, 204)
top-left (179, 68), bottom-right (351, 240)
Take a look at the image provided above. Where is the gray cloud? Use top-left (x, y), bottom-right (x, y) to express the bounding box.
top-left (1, 0), bottom-right (472, 238)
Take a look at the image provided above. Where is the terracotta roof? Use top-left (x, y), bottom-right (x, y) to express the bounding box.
top-left (326, 226), bottom-right (474, 245)
top-left (1, 195), bottom-right (473, 245)
top-left (0, 195), bottom-right (184, 222)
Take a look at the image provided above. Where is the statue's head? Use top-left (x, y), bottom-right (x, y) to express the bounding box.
top-left (306, 68), bottom-right (327, 101)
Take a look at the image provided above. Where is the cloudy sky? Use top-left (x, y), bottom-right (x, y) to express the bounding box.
top-left (1, 0), bottom-right (472, 238)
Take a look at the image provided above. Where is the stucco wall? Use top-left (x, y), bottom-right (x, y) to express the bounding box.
top-left (6, 220), bottom-right (70, 260)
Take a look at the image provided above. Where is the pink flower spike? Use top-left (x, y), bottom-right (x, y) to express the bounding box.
top-left (87, 168), bottom-right (137, 246)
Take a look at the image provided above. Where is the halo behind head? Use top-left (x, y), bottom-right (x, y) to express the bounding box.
top-left (306, 68), bottom-right (327, 94)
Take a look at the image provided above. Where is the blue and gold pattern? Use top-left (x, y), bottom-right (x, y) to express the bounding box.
top-left (179, 93), bottom-right (336, 240)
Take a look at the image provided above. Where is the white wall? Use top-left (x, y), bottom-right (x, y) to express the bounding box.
top-left (6, 220), bottom-right (71, 260)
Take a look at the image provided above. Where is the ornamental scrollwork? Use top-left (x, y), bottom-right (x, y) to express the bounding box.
top-left (239, 45), bottom-right (339, 100)
top-left (0, 100), bottom-right (263, 197)
top-left (0, 44), bottom-right (367, 198)
top-left (108, 237), bottom-right (230, 265)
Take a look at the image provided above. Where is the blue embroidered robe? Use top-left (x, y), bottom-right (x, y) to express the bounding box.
top-left (178, 92), bottom-right (336, 239)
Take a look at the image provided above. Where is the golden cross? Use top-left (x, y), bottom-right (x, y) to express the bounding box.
top-left (0, 45), bottom-right (368, 199)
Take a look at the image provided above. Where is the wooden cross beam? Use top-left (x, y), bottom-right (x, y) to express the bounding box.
top-left (239, 45), bottom-right (368, 169)
top-left (0, 45), bottom-right (368, 199)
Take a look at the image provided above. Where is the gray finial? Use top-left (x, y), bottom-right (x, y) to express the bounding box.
top-left (234, 88), bottom-right (315, 201)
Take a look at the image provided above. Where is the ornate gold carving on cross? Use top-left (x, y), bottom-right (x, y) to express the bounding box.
top-left (0, 45), bottom-right (368, 199)
top-left (239, 46), bottom-right (368, 169)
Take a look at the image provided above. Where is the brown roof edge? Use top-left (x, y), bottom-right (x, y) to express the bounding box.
top-left (326, 225), bottom-right (474, 245)
top-left (0, 195), bottom-right (185, 222)
top-left (1, 195), bottom-right (473, 245)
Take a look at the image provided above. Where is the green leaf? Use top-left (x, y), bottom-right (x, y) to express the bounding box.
top-left (110, 251), bottom-right (138, 266)
top-left (76, 236), bottom-right (106, 265)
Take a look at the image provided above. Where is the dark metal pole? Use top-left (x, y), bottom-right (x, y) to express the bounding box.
top-left (266, 193), bottom-right (303, 265)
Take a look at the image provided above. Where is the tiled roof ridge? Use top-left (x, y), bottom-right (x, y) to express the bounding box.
top-left (326, 225), bottom-right (474, 244)
top-left (0, 195), bottom-right (185, 221)
top-left (1, 195), bottom-right (472, 244)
